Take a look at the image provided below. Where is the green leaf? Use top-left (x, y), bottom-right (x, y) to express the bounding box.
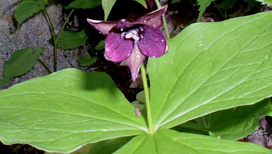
top-left (115, 130), bottom-right (271, 153)
top-left (177, 99), bottom-right (271, 140)
top-left (94, 39), bottom-right (106, 50)
top-left (89, 137), bottom-right (132, 154)
top-left (114, 134), bottom-right (156, 154)
top-left (3, 47), bottom-right (43, 81)
top-left (0, 68), bottom-right (147, 153)
top-left (218, 0), bottom-right (237, 9)
top-left (248, 0), bottom-right (259, 8)
top-left (148, 11), bottom-right (272, 130)
top-left (102, 0), bottom-right (116, 21)
top-left (65, 0), bottom-right (102, 9)
top-left (14, 0), bottom-right (47, 26)
top-left (134, 0), bottom-right (147, 8)
top-left (196, 0), bottom-right (214, 22)
top-left (171, 0), bottom-right (183, 4)
top-left (55, 30), bottom-right (88, 50)
top-left (131, 101), bottom-right (145, 110)
top-left (0, 79), bottom-right (12, 87)
top-left (267, 111), bottom-right (272, 116)
top-left (79, 55), bottom-right (97, 67)
top-left (256, 0), bottom-right (272, 6)
top-left (136, 90), bottom-right (146, 104)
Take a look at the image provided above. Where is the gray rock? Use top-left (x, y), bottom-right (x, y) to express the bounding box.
top-left (0, 0), bottom-right (89, 89)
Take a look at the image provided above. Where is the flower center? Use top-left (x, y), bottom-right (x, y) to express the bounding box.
top-left (121, 27), bottom-right (144, 43)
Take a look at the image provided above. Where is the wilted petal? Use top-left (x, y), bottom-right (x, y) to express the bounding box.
top-left (136, 5), bottom-right (168, 28)
top-left (126, 45), bottom-right (146, 81)
top-left (138, 25), bottom-right (168, 58)
top-left (105, 33), bottom-right (134, 62)
top-left (87, 19), bottom-right (118, 35)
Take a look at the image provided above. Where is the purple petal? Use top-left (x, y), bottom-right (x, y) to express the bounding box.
top-left (105, 33), bottom-right (134, 62)
top-left (113, 19), bottom-right (138, 31)
top-left (126, 45), bottom-right (146, 81)
top-left (87, 19), bottom-right (118, 35)
top-left (136, 5), bottom-right (168, 28)
top-left (138, 25), bottom-right (168, 58)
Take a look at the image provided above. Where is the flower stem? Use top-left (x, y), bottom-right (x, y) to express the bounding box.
top-left (154, 0), bottom-right (170, 40)
top-left (140, 64), bottom-right (154, 134)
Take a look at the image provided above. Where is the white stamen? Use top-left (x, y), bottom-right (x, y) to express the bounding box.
top-left (125, 33), bottom-right (133, 39)
top-left (121, 32), bottom-right (125, 38)
top-left (125, 30), bottom-right (140, 41)
top-left (132, 35), bottom-right (140, 41)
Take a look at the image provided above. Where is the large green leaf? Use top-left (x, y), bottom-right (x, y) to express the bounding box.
top-left (89, 137), bottom-right (132, 154)
top-left (176, 99), bottom-right (271, 140)
top-left (196, 0), bottom-right (214, 22)
top-left (148, 11), bottom-right (272, 130)
top-left (2, 47), bottom-right (43, 82)
top-left (65, 0), bottom-right (102, 9)
top-left (14, 0), bottom-right (47, 26)
top-left (0, 69), bottom-right (147, 153)
top-left (102, 0), bottom-right (116, 21)
top-left (55, 30), bottom-right (88, 50)
top-left (115, 130), bottom-right (271, 153)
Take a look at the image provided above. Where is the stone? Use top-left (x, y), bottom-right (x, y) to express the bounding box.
top-left (0, 0), bottom-right (89, 89)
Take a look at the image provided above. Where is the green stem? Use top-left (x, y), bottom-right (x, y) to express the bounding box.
top-left (224, 8), bottom-right (227, 19)
top-left (38, 58), bottom-right (52, 74)
top-left (43, 9), bottom-right (56, 42)
top-left (43, 9), bottom-right (75, 72)
top-left (202, 117), bottom-right (208, 128)
top-left (162, 16), bottom-right (170, 40)
top-left (56, 9), bottom-right (75, 43)
top-left (154, 0), bottom-right (170, 40)
top-left (213, 1), bottom-right (226, 19)
top-left (43, 9), bottom-right (57, 72)
top-left (154, 0), bottom-right (161, 10)
top-left (141, 64), bottom-right (154, 134)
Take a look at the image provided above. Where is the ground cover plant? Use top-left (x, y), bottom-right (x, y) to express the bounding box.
top-left (0, 0), bottom-right (272, 153)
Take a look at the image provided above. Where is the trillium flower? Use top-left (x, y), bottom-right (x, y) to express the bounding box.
top-left (87, 5), bottom-right (168, 81)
